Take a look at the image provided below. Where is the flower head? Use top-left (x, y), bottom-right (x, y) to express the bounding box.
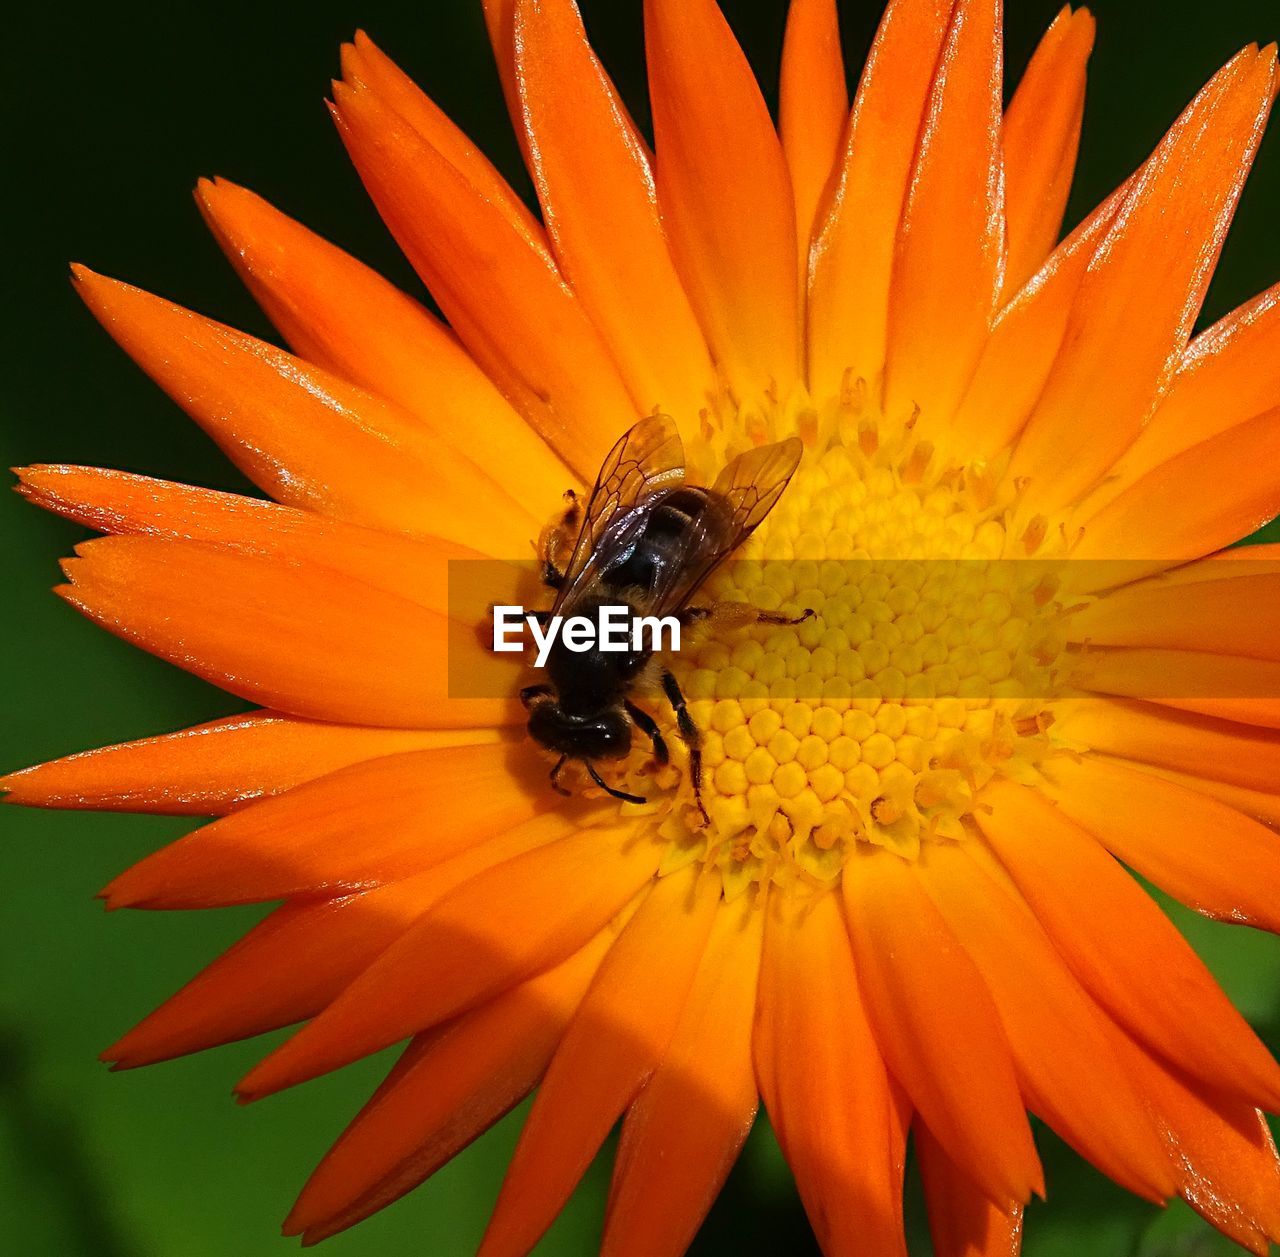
top-left (9, 0), bottom-right (1280, 1254)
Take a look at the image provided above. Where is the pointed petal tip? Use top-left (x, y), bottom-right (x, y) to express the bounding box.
top-left (11, 463), bottom-right (53, 488)
top-left (284, 1198), bottom-right (336, 1244)
top-left (70, 266), bottom-right (138, 314)
top-left (234, 1058), bottom-right (285, 1103)
top-left (0, 759), bottom-right (44, 797)
top-left (1070, 7), bottom-right (1097, 47)
top-left (283, 1185), bottom-right (346, 1245)
top-left (96, 874), bottom-right (142, 911)
top-left (192, 175), bottom-right (219, 207)
top-left (280, 1197), bottom-right (310, 1236)
top-left (194, 177), bottom-right (271, 237)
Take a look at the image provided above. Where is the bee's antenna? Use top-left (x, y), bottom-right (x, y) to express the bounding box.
top-left (549, 755), bottom-right (572, 796)
top-left (585, 760), bottom-right (647, 807)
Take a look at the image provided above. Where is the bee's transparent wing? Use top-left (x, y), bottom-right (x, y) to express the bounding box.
top-left (552, 414), bottom-right (686, 612)
top-left (710, 437), bottom-right (804, 547)
top-left (649, 436), bottom-right (805, 615)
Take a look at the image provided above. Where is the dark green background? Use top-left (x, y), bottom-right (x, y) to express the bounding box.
top-left (4, 2), bottom-right (1280, 1253)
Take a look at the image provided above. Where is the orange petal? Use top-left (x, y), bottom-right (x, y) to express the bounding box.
top-left (644, 0), bottom-right (800, 399)
top-left (104, 812), bottom-right (576, 1069)
top-left (98, 743), bottom-right (548, 908)
top-left (1086, 282), bottom-right (1280, 516)
top-left (884, 0), bottom-right (1005, 427)
top-left (807, 0), bottom-right (954, 399)
top-left (1053, 697), bottom-right (1280, 793)
top-left (481, 0), bottom-right (523, 144)
top-left (513, 0), bottom-right (714, 421)
top-left (1108, 1026), bottom-right (1280, 1255)
top-left (105, 896), bottom-right (423, 1070)
top-left (600, 890), bottom-right (764, 1257)
top-left (331, 77), bottom-right (636, 476)
top-left (235, 824), bottom-right (662, 1100)
top-left (195, 177), bottom-right (572, 513)
top-left (0, 710), bottom-right (489, 816)
top-left (342, 32), bottom-right (543, 247)
top-left (15, 465), bottom-right (492, 609)
top-left (948, 182), bottom-right (1123, 458)
top-left (1000, 6), bottom-right (1094, 298)
top-left (1114, 545), bottom-right (1280, 586)
top-left (58, 536), bottom-right (518, 730)
top-left (478, 866), bottom-right (721, 1257)
top-left (754, 889), bottom-right (910, 1257)
top-left (916, 1121), bottom-right (1024, 1257)
top-left (1150, 767), bottom-right (1280, 830)
top-left (916, 841), bottom-right (1177, 1202)
top-left (1009, 47), bottom-right (1278, 513)
top-left (976, 780), bottom-right (1280, 1112)
top-left (1041, 755), bottom-right (1280, 932)
top-left (16, 466), bottom-right (541, 664)
top-left (285, 930), bottom-right (610, 1244)
top-left (72, 267), bottom-right (534, 551)
top-left (1071, 649), bottom-right (1280, 729)
top-left (1076, 405), bottom-right (1280, 566)
top-left (1072, 571), bottom-right (1280, 660)
top-left (843, 846), bottom-right (1042, 1206)
top-left (780, 0), bottom-right (848, 271)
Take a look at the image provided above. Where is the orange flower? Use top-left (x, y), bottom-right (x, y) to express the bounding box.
top-left (8, 1), bottom-right (1280, 1253)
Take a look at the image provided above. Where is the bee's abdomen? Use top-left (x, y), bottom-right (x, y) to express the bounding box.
top-left (600, 488), bottom-right (715, 594)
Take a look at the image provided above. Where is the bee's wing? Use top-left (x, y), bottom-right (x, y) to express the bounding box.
top-left (553, 414), bottom-right (686, 611)
top-left (650, 436), bottom-right (805, 615)
top-left (710, 437), bottom-right (804, 547)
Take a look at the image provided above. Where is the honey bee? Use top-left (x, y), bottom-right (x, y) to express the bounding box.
top-left (520, 414), bottom-right (811, 821)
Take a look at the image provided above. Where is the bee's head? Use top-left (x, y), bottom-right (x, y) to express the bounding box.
top-left (526, 698), bottom-right (633, 761)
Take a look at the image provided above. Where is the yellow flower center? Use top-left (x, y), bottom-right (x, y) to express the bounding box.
top-left (606, 385), bottom-right (1080, 897)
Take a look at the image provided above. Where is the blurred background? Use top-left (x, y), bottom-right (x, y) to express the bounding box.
top-left (4, 0), bottom-right (1280, 1252)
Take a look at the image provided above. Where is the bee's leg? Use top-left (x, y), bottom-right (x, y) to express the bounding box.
top-left (561, 488), bottom-right (581, 528)
top-left (487, 604), bottom-right (555, 628)
top-left (537, 523), bottom-right (568, 590)
top-left (538, 489), bottom-right (582, 590)
top-left (549, 754), bottom-right (572, 797)
top-left (691, 602), bottom-right (816, 630)
top-left (753, 607), bottom-right (816, 626)
top-left (520, 684), bottom-right (552, 709)
top-left (661, 670), bottom-right (710, 826)
top-left (625, 700), bottom-right (669, 765)
top-left (585, 760), bottom-right (647, 806)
